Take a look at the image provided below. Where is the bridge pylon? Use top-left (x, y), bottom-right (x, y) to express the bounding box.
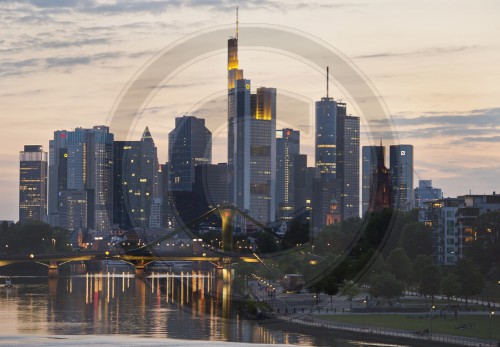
top-left (48, 260), bottom-right (59, 279)
top-left (219, 207), bottom-right (235, 252)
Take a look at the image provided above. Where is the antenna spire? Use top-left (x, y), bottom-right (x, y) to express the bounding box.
top-left (236, 6), bottom-right (239, 39)
top-left (326, 66), bottom-right (329, 98)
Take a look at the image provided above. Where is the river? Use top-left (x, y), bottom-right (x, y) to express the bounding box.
top-left (0, 263), bottom-right (409, 346)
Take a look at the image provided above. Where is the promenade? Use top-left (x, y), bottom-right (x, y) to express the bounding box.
top-left (248, 279), bottom-right (499, 347)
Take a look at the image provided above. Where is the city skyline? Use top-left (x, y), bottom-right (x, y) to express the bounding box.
top-left (1, 1), bottom-right (499, 220)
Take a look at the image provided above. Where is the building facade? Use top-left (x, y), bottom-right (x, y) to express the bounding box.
top-left (48, 126), bottom-right (114, 232)
top-left (390, 144), bottom-right (414, 211)
top-left (276, 128), bottom-right (300, 220)
top-left (315, 97), bottom-right (337, 178)
top-left (414, 180), bottom-right (442, 209)
top-left (337, 111), bottom-right (360, 220)
top-left (168, 116), bottom-right (212, 192)
top-left (113, 127), bottom-right (159, 230)
top-left (19, 145), bottom-right (47, 222)
top-left (362, 146), bottom-right (385, 215)
top-left (227, 27), bottom-right (276, 224)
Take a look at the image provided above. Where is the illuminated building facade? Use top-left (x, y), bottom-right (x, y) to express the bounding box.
top-left (113, 127), bottom-right (159, 230)
top-left (276, 129), bottom-right (300, 219)
top-left (227, 18), bottom-right (276, 223)
top-left (315, 96), bottom-right (338, 178)
top-left (48, 126), bottom-right (114, 232)
top-left (390, 144), bottom-right (414, 211)
top-left (19, 145), bottom-right (47, 222)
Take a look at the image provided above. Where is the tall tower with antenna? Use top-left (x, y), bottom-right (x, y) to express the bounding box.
top-left (227, 8), bottom-right (276, 223)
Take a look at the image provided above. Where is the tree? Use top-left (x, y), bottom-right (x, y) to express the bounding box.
top-left (386, 247), bottom-right (412, 284)
top-left (369, 272), bottom-right (405, 303)
top-left (412, 254), bottom-right (434, 285)
top-left (455, 258), bottom-right (484, 307)
top-left (322, 275), bottom-right (339, 309)
top-left (441, 272), bottom-right (461, 306)
top-left (399, 222), bottom-right (433, 260)
top-left (340, 280), bottom-right (361, 309)
top-left (418, 264), bottom-right (441, 306)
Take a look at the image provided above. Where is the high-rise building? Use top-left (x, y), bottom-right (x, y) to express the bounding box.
top-left (362, 145), bottom-right (385, 215)
top-left (276, 128), bottom-right (300, 219)
top-left (390, 144), bottom-right (414, 210)
top-left (19, 145), bottom-right (47, 222)
top-left (292, 154), bottom-right (308, 214)
top-left (227, 18), bottom-right (276, 224)
top-left (337, 109), bottom-right (360, 220)
top-left (113, 127), bottom-right (159, 230)
top-left (193, 163), bottom-right (228, 221)
top-left (168, 116), bottom-right (212, 192)
top-left (315, 96), bottom-right (337, 178)
top-left (414, 180), bottom-right (442, 209)
top-left (314, 69), bottom-right (360, 222)
top-left (48, 126), bottom-right (114, 232)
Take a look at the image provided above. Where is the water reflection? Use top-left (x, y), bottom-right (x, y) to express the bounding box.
top-left (0, 266), bottom-right (405, 346)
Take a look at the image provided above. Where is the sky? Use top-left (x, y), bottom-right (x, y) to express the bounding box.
top-left (1, 0), bottom-right (499, 221)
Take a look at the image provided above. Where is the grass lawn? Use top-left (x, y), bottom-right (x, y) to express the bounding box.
top-left (321, 314), bottom-right (500, 341)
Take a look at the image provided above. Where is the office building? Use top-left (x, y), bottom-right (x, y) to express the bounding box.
top-left (168, 116), bottom-right (212, 192)
top-left (390, 144), bottom-right (414, 211)
top-left (227, 18), bottom-right (276, 224)
top-left (19, 145), bottom-right (47, 222)
top-left (337, 110), bottom-right (360, 219)
top-left (315, 96), bottom-right (337, 178)
top-left (113, 127), bottom-right (159, 230)
top-left (276, 129), bottom-right (300, 219)
top-left (48, 126), bottom-right (114, 232)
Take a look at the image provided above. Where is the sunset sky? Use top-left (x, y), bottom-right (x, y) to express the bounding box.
top-left (1, 0), bottom-right (499, 221)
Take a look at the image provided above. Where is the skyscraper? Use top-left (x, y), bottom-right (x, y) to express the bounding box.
top-left (227, 15), bottom-right (276, 223)
top-left (337, 107), bottom-right (360, 220)
top-left (315, 96), bottom-right (337, 178)
top-left (19, 145), bottom-right (47, 222)
top-left (361, 145), bottom-right (385, 215)
top-left (48, 126), bottom-right (114, 232)
top-left (314, 68), bottom-right (360, 223)
top-left (390, 144), bottom-right (414, 210)
top-left (276, 128), bottom-right (300, 219)
top-left (113, 127), bottom-right (159, 230)
top-left (168, 116), bottom-right (212, 192)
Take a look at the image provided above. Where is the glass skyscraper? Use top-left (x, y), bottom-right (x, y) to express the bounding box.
top-left (227, 22), bottom-right (276, 223)
top-left (315, 97), bottom-right (337, 178)
top-left (337, 111), bottom-right (360, 220)
top-left (276, 128), bottom-right (300, 219)
top-left (390, 144), bottom-right (414, 211)
top-left (48, 126), bottom-right (114, 232)
top-left (168, 116), bottom-right (212, 192)
top-left (19, 145), bottom-right (47, 222)
top-left (113, 127), bottom-right (159, 230)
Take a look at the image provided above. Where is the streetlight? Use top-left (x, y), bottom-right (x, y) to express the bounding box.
top-left (430, 305), bottom-right (436, 337)
top-left (490, 311), bottom-right (495, 347)
top-left (52, 238), bottom-right (56, 252)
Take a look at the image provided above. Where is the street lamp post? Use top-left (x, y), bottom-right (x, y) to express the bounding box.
top-left (52, 238), bottom-right (56, 252)
top-left (430, 305), bottom-right (436, 338)
top-left (490, 311), bottom-right (495, 346)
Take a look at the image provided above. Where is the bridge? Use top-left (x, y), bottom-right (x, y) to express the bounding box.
top-left (0, 204), bottom-right (285, 278)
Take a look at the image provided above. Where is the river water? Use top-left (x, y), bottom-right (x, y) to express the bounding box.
top-left (0, 264), bottom-right (407, 346)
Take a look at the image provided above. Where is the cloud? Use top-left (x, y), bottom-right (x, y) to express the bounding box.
top-left (354, 45), bottom-right (478, 60)
top-left (452, 135), bottom-right (500, 144)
